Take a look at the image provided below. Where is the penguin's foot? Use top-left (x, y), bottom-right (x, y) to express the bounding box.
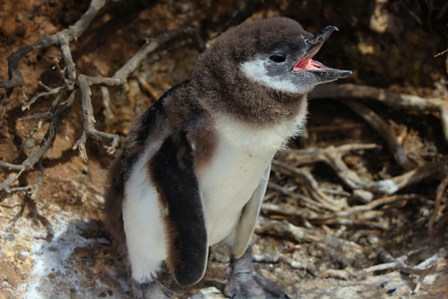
top-left (224, 270), bottom-right (289, 299)
top-left (224, 246), bottom-right (289, 299)
top-left (132, 280), bottom-right (177, 299)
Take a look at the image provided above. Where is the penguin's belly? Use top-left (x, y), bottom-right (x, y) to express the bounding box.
top-left (197, 140), bottom-right (275, 245)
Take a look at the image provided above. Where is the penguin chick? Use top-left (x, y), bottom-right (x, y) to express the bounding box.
top-left (105, 17), bottom-right (351, 298)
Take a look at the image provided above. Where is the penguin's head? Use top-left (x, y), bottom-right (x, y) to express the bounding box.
top-left (196, 17), bottom-right (351, 95)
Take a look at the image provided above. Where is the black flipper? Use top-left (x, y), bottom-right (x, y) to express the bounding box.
top-left (149, 131), bottom-right (208, 286)
top-left (104, 80), bottom-right (190, 253)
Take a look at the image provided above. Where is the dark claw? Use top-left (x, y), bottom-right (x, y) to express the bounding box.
top-left (253, 274), bottom-right (290, 299)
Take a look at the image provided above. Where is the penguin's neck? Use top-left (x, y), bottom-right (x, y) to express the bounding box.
top-left (212, 101), bottom-right (308, 154)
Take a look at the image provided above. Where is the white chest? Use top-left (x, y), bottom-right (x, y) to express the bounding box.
top-left (196, 111), bottom-right (307, 245)
top-left (197, 139), bottom-right (275, 245)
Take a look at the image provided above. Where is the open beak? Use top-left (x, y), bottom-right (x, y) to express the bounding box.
top-left (292, 25), bottom-right (352, 80)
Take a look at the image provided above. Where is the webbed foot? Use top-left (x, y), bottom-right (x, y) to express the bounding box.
top-left (224, 247), bottom-right (289, 299)
top-left (133, 280), bottom-right (177, 299)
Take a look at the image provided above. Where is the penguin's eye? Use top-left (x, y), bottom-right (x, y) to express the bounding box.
top-left (269, 54), bottom-right (286, 63)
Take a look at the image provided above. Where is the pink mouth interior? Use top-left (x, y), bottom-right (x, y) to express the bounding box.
top-left (292, 58), bottom-right (321, 71)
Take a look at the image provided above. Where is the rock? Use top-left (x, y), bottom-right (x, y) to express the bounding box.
top-left (17, 252), bottom-right (28, 261)
top-left (81, 167), bottom-right (89, 174)
top-left (190, 287), bottom-right (224, 299)
top-left (5, 234), bottom-right (14, 242)
top-left (1, 281), bottom-right (12, 289)
top-left (353, 190), bottom-right (373, 203)
top-left (367, 234), bottom-right (380, 245)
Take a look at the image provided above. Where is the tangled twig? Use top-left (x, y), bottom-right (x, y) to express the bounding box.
top-left (0, 0), bottom-right (201, 192)
top-left (73, 27), bottom-right (200, 160)
top-left (281, 145), bottom-right (444, 195)
top-left (0, 0), bottom-right (106, 90)
top-left (0, 101), bottom-right (71, 192)
top-left (262, 194), bottom-right (423, 229)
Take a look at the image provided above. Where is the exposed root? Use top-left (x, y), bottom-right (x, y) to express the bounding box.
top-left (310, 83), bottom-right (448, 144)
top-left (339, 99), bottom-right (412, 169)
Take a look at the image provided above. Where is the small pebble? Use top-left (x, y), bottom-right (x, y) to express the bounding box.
top-left (190, 287), bottom-right (223, 299)
top-left (17, 252), bottom-right (28, 261)
top-left (1, 281), bottom-right (12, 289)
top-left (252, 253), bottom-right (279, 263)
top-left (420, 207), bottom-right (430, 217)
top-left (353, 189), bottom-right (373, 203)
top-left (422, 274), bottom-right (436, 285)
top-left (367, 234), bottom-right (380, 245)
top-left (427, 142), bottom-right (437, 153)
top-left (5, 234), bottom-right (14, 242)
top-left (81, 167), bottom-right (89, 175)
top-left (24, 138), bottom-right (35, 149)
top-left (212, 251), bottom-right (229, 263)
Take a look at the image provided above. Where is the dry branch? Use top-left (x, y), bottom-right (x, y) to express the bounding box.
top-left (310, 83), bottom-right (443, 112)
top-left (73, 27), bottom-right (200, 160)
top-left (267, 182), bottom-right (329, 212)
top-left (0, 0), bottom-right (107, 193)
top-left (271, 160), bottom-right (345, 211)
top-left (282, 144), bottom-right (378, 190)
top-left (371, 162), bottom-right (445, 194)
top-left (282, 145), bottom-right (444, 195)
top-left (0, 100), bottom-right (72, 192)
top-left (0, 0), bottom-right (106, 90)
top-left (310, 83), bottom-right (448, 144)
top-left (355, 247), bottom-right (441, 288)
top-left (339, 99), bottom-right (412, 169)
top-left (253, 252), bottom-right (315, 272)
top-left (0, 0), bottom-right (201, 192)
top-left (257, 218), bottom-right (364, 254)
top-left (262, 194), bottom-right (422, 229)
top-left (22, 84), bottom-right (66, 111)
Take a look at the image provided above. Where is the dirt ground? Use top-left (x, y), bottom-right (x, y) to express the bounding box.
top-left (0, 1), bottom-right (447, 298)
